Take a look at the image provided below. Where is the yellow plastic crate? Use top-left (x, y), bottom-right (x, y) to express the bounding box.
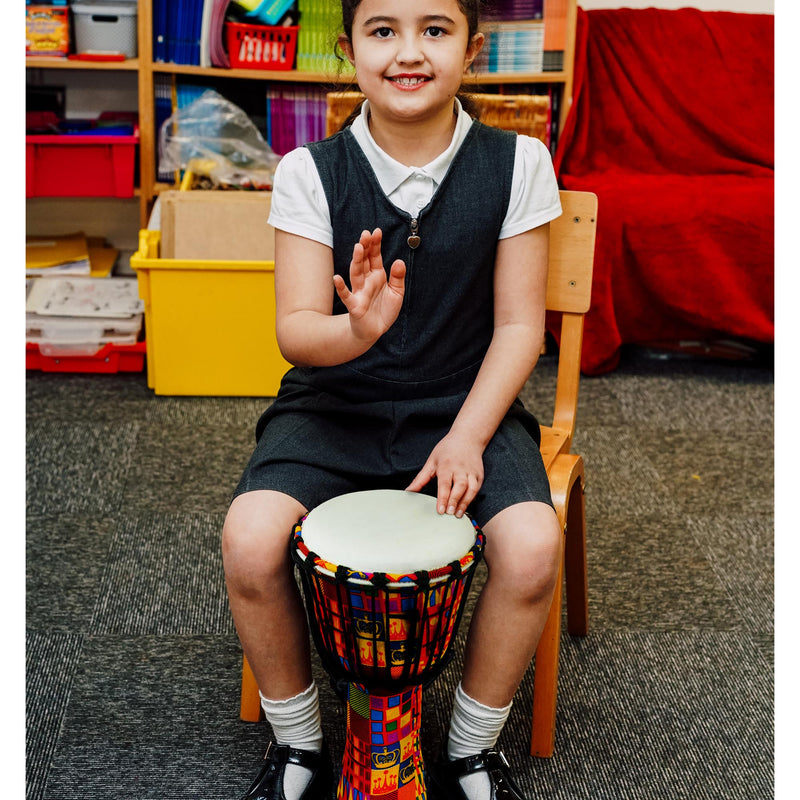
top-left (130, 229), bottom-right (290, 396)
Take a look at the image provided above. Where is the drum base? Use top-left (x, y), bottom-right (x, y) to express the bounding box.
top-left (339, 683), bottom-right (428, 799)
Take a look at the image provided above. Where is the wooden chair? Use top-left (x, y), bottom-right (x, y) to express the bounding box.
top-left (325, 90), bottom-right (551, 144)
top-left (528, 190), bottom-right (596, 757)
top-left (238, 189), bottom-right (597, 760)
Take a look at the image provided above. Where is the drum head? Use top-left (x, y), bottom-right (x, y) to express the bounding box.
top-left (301, 489), bottom-right (477, 574)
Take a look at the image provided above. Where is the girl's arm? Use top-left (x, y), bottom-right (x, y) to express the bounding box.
top-left (407, 223), bottom-right (550, 517)
top-left (274, 227), bottom-right (406, 367)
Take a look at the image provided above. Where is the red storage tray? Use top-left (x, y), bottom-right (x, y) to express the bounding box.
top-left (26, 128), bottom-right (139, 197)
top-left (26, 340), bottom-right (146, 373)
top-left (226, 22), bottom-right (298, 70)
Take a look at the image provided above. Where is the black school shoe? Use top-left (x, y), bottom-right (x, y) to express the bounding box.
top-left (239, 741), bottom-right (334, 800)
top-left (428, 747), bottom-right (529, 800)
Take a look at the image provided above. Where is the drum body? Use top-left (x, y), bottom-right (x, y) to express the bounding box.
top-left (291, 490), bottom-right (484, 800)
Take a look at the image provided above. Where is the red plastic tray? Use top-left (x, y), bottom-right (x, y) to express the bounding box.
top-left (26, 340), bottom-right (146, 373)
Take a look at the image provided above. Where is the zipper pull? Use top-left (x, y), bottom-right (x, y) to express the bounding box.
top-left (407, 218), bottom-right (421, 249)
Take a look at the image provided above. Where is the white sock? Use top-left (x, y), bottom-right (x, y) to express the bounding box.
top-left (259, 683), bottom-right (323, 800)
top-left (447, 682), bottom-right (513, 800)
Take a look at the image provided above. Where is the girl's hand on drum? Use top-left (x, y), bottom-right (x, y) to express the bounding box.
top-left (333, 228), bottom-right (406, 345)
top-left (406, 433), bottom-right (484, 518)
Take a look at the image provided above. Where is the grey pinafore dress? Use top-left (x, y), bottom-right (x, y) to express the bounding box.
top-left (233, 120), bottom-right (553, 527)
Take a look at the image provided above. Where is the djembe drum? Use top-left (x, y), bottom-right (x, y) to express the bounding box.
top-left (291, 489), bottom-right (484, 800)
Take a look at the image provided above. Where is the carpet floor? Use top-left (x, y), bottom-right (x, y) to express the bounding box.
top-left (26, 347), bottom-right (774, 799)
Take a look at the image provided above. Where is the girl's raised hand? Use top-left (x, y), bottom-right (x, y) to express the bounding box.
top-left (333, 228), bottom-right (406, 344)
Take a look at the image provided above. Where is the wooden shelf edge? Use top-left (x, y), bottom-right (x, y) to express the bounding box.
top-left (25, 57), bottom-right (140, 71)
top-left (149, 63), bottom-right (567, 85)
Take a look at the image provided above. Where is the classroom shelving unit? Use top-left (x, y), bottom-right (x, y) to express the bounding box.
top-left (26, 0), bottom-right (579, 231)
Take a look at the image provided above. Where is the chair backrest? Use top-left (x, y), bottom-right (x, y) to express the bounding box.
top-left (325, 91), bottom-right (551, 145)
top-left (546, 191), bottom-right (598, 442)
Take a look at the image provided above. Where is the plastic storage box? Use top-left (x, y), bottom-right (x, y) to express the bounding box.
top-left (130, 229), bottom-right (290, 396)
top-left (26, 126), bottom-right (139, 197)
top-left (226, 22), bottom-right (298, 70)
top-left (71, 0), bottom-right (138, 58)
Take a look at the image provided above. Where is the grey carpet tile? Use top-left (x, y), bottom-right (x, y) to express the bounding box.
top-left (514, 630), bottom-right (773, 800)
top-left (637, 429), bottom-right (773, 517)
top-left (25, 371), bottom-right (277, 429)
top-left (686, 515), bottom-right (774, 659)
top-left (39, 634), bottom-right (262, 800)
top-left (26, 372), bottom-right (154, 423)
top-left (605, 367), bottom-right (774, 432)
top-left (134, 395), bottom-right (277, 429)
top-left (27, 515), bottom-right (115, 632)
top-left (118, 422), bottom-right (253, 514)
top-left (27, 630), bottom-right (85, 800)
top-left (90, 511), bottom-right (233, 636)
top-left (580, 510), bottom-right (739, 633)
top-left (571, 427), bottom-right (678, 516)
top-left (26, 420), bottom-right (140, 516)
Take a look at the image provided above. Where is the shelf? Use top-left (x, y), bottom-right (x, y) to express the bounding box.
top-left (150, 62), bottom-right (567, 85)
top-left (25, 57), bottom-right (140, 71)
top-left (27, 57), bottom-right (566, 85)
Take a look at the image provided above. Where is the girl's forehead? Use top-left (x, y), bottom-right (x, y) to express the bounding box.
top-left (352, 0), bottom-right (469, 24)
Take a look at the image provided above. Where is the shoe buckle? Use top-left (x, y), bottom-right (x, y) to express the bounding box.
top-left (499, 750), bottom-right (510, 769)
top-left (264, 741), bottom-right (274, 760)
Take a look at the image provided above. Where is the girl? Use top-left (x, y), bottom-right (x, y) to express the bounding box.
top-left (223, 1), bottom-right (563, 798)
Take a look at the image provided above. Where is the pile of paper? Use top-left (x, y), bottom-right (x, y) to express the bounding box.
top-left (26, 232), bottom-right (119, 278)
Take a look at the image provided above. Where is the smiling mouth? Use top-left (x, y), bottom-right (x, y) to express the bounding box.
top-left (388, 76), bottom-right (430, 87)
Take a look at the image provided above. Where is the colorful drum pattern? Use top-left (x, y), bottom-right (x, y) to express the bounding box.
top-left (290, 492), bottom-right (485, 800)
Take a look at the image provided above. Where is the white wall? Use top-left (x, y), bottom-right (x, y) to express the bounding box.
top-left (579, 1), bottom-right (773, 11)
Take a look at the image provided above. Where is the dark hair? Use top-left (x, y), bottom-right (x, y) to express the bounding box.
top-left (335, 0), bottom-right (484, 129)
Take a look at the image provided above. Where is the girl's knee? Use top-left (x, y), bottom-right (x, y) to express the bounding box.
top-left (483, 503), bottom-right (562, 602)
top-left (222, 491), bottom-right (304, 590)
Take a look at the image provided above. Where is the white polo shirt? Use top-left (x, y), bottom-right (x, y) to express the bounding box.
top-left (267, 99), bottom-right (562, 248)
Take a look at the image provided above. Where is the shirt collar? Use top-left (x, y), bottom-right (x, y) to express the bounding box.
top-left (349, 98), bottom-right (474, 196)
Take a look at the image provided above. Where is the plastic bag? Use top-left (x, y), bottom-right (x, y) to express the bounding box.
top-left (158, 89), bottom-right (281, 190)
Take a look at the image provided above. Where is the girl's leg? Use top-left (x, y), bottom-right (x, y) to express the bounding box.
top-left (460, 500), bottom-right (562, 709)
top-left (223, 490), bottom-right (333, 800)
top-left (433, 501), bottom-right (561, 800)
top-left (222, 489), bottom-right (311, 700)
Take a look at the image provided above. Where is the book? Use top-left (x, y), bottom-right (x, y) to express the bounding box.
top-left (26, 232), bottom-right (91, 276)
top-left (543, 0), bottom-right (568, 71)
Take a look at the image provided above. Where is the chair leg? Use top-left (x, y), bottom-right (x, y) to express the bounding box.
top-left (530, 551), bottom-right (564, 758)
top-left (565, 469), bottom-right (588, 637)
top-left (240, 654), bottom-right (265, 722)
top-left (530, 453), bottom-right (586, 758)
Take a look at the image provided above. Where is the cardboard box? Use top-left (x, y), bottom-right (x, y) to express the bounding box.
top-left (159, 190), bottom-right (274, 261)
top-left (26, 5), bottom-right (70, 57)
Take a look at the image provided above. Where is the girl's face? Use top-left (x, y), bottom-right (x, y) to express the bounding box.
top-left (339, 0), bottom-right (484, 127)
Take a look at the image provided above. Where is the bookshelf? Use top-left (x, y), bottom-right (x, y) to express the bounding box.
top-left (26, 0), bottom-right (579, 230)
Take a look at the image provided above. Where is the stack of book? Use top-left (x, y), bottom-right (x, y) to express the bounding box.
top-left (295, 0), bottom-right (353, 74)
top-left (477, 19), bottom-right (545, 74)
top-left (266, 84), bottom-right (327, 155)
top-left (474, 0), bottom-right (566, 74)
